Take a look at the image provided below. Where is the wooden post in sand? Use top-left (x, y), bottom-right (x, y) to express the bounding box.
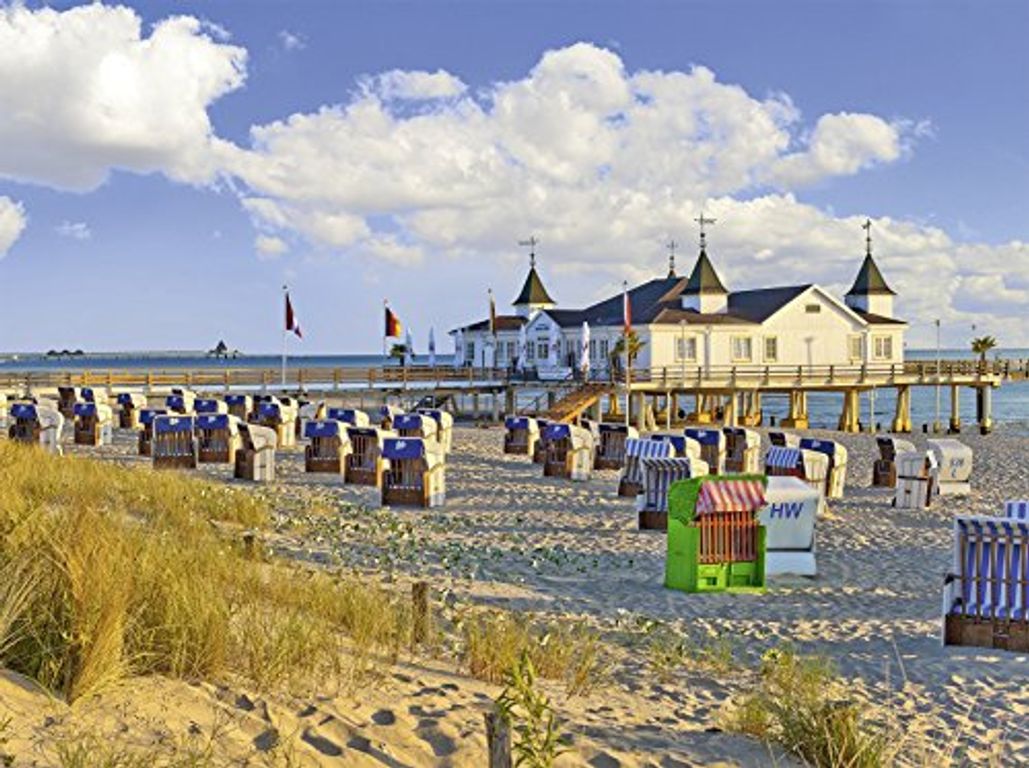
top-left (412, 581), bottom-right (430, 646)
top-left (485, 706), bottom-right (512, 768)
top-left (242, 531), bottom-right (257, 560)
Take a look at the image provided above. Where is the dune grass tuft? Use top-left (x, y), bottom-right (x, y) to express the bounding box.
top-left (0, 443), bottom-right (408, 701)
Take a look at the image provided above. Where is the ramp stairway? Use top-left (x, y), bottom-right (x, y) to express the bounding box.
top-left (544, 383), bottom-right (612, 423)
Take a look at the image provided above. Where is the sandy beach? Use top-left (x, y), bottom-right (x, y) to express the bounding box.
top-left (2, 417), bottom-right (1027, 766)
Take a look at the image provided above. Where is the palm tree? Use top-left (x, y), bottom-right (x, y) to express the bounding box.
top-left (389, 343), bottom-right (409, 365)
top-left (971, 335), bottom-right (997, 364)
top-left (611, 331), bottom-right (646, 367)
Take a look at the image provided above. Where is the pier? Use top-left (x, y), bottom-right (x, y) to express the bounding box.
top-left (0, 358), bottom-right (1011, 434)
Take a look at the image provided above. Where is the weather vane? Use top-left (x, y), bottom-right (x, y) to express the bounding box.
top-left (862, 219), bottom-right (873, 256)
top-left (666, 239), bottom-right (678, 276)
top-left (518, 235), bottom-right (539, 268)
top-left (694, 213), bottom-right (717, 250)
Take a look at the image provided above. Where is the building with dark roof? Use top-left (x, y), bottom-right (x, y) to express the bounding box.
top-left (455, 229), bottom-right (906, 372)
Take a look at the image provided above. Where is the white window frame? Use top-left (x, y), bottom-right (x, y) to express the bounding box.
top-left (848, 334), bottom-right (863, 362)
top-left (676, 335), bottom-right (698, 361)
top-left (763, 336), bottom-right (778, 363)
top-left (872, 334), bottom-right (893, 361)
top-left (731, 335), bottom-right (753, 363)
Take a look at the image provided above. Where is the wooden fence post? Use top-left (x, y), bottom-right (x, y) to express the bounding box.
top-left (484, 706), bottom-right (512, 768)
top-left (412, 581), bottom-right (430, 646)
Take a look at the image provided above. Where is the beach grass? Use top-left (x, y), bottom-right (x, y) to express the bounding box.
top-left (0, 442), bottom-right (408, 702)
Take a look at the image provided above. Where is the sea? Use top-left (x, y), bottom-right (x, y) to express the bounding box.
top-left (0, 348), bottom-right (1026, 435)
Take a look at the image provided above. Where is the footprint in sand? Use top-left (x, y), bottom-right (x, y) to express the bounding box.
top-left (371, 709), bottom-right (397, 726)
top-left (589, 755), bottom-right (621, 768)
top-left (253, 728), bottom-right (279, 751)
top-left (414, 720), bottom-right (457, 757)
top-left (301, 727), bottom-right (344, 757)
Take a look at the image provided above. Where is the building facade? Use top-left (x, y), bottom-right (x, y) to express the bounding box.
top-left (454, 234), bottom-right (906, 376)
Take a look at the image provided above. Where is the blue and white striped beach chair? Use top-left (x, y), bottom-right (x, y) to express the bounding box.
top-left (636, 456), bottom-right (710, 530)
top-left (1005, 501), bottom-right (1029, 521)
top-left (618, 438), bottom-right (673, 497)
top-left (943, 514), bottom-right (1029, 651)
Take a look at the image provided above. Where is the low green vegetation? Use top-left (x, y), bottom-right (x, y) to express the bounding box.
top-left (496, 652), bottom-right (570, 768)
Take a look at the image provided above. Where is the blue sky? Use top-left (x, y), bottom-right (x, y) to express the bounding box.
top-left (0, 0), bottom-right (1026, 353)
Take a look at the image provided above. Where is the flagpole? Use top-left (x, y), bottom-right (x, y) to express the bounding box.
top-left (623, 281), bottom-right (631, 429)
top-left (281, 284), bottom-right (288, 389)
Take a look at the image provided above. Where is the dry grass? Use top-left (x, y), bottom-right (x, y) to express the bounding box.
top-left (726, 645), bottom-right (893, 768)
top-left (0, 443), bottom-right (409, 702)
top-left (460, 610), bottom-right (609, 696)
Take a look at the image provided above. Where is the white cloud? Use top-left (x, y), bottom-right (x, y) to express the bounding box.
top-left (0, 196), bottom-right (26, 257)
top-left (278, 29), bottom-right (305, 52)
top-left (0, 3), bottom-right (246, 191)
top-left (254, 234), bottom-right (288, 260)
top-left (367, 69), bottom-right (467, 101)
top-left (55, 220), bottom-right (91, 240)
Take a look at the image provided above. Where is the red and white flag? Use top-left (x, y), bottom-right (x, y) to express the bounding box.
top-left (285, 291), bottom-right (303, 339)
top-left (622, 281), bottom-right (632, 336)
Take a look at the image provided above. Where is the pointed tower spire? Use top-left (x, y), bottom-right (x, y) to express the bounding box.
top-left (512, 236), bottom-right (555, 317)
top-left (845, 219), bottom-right (896, 318)
top-left (680, 214), bottom-right (728, 313)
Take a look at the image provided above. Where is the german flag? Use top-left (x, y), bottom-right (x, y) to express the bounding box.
top-left (384, 304), bottom-right (403, 338)
top-left (488, 289), bottom-right (497, 335)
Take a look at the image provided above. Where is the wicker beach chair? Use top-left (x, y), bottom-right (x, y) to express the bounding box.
top-left (116, 392), bottom-right (147, 429)
top-left (72, 402), bottom-right (114, 446)
top-left (303, 419), bottom-right (352, 474)
top-left (648, 432), bottom-right (702, 461)
top-left (296, 401), bottom-right (326, 440)
top-left (381, 437), bottom-right (446, 508)
top-left (685, 428), bottom-right (727, 475)
top-left (764, 446), bottom-right (829, 498)
top-left (196, 413), bottom-right (241, 464)
top-left (799, 438), bottom-right (848, 499)
top-left (195, 398), bottom-right (228, 415)
top-left (393, 413), bottom-right (439, 445)
top-left (8, 402), bottom-right (64, 454)
top-left (417, 408), bottom-right (454, 453)
top-left (873, 435), bottom-right (916, 487)
top-left (594, 424), bottom-right (639, 470)
top-left (378, 404), bottom-right (402, 430)
top-left (504, 416), bottom-right (539, 457)
top-left (943, 514), bottom-right (1029, 652)
top-left (723, 427), bottom-right (762, 474)
top-left (234, 423), bottom-right (277, 482)
top-left (619, 437), bottom-right (673, 497)
top-left (57, 387), bottom-right (82, 418)
top-left (928, 439), bottom-right (973, 496)
top-left (152, 415), bottom-right (196, 469)
top-left (137, 408), bottom-right (166, 456)
top-left (346, 426), bottom-right (391, 487)
top-left (531, 419), bottom-right (553, 464)
top-left (225, 394), bottom-right (253, 421)
top-left (665, 476), bottom-right (768, 594)
top-left (254, 398), bottom-right (298, 448)
top-left (769, 431), bottom-right (800, 448)
top-left (327, 407), bottom-right (371, 428)
top-left (542, 423), bottom-right (594, 481)
top-left (893, 450), bottom-right (939, 509)
top-left (636, 456), bottom-right (709, 530)
top-left (1005, 501), bottom-right (1029, 521)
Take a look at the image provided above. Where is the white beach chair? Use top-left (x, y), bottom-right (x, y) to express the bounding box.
top-left (137, 408), bottom-right (166, 456)
top-left (381, 437), bottom-right (446, 508)
top-left (769, 430), bottom-right (800, 449)
top-left (636, 456), bottom-right (709, 530)
top-left (166, 390), bottom-right (196, 415)
top-left (72, 402), bottom-right (114, 446)
top-left (685, 428), bottom-right (727, 475)
top-left (799, 438), bottom-right (848, 499)
top-left (504, 415), bottom-right (540, 457)
top-left (893, 450), bottom-right (939, 509)
top-left (235, 422), bottom-right (277, 482)
top-left (764, 446), bottom-right (829, 500)
top-left (723, 427), bottom-right (762, 474)
top-left (542, 423), bottom-right (594, 482)
top-left (303, 419), bottom-right (352, 475)
top-left (927, 438), bottom-right (973, 496)
top-left (619, 437), bottom-right (673, 496)
top-left (394, 412), bottom-right (439, 443)
top-left (759, 476), bottom-right (821, 577)
top-left (195, 398), bottom-right (229, 416)
top-left (648, 432), bottom-right (702, 461)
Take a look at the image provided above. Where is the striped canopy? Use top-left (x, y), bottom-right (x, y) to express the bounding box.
top-left (696, 479), bottom-right (766, 515)
top-left (766, 446), bottom-right (802, 469)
